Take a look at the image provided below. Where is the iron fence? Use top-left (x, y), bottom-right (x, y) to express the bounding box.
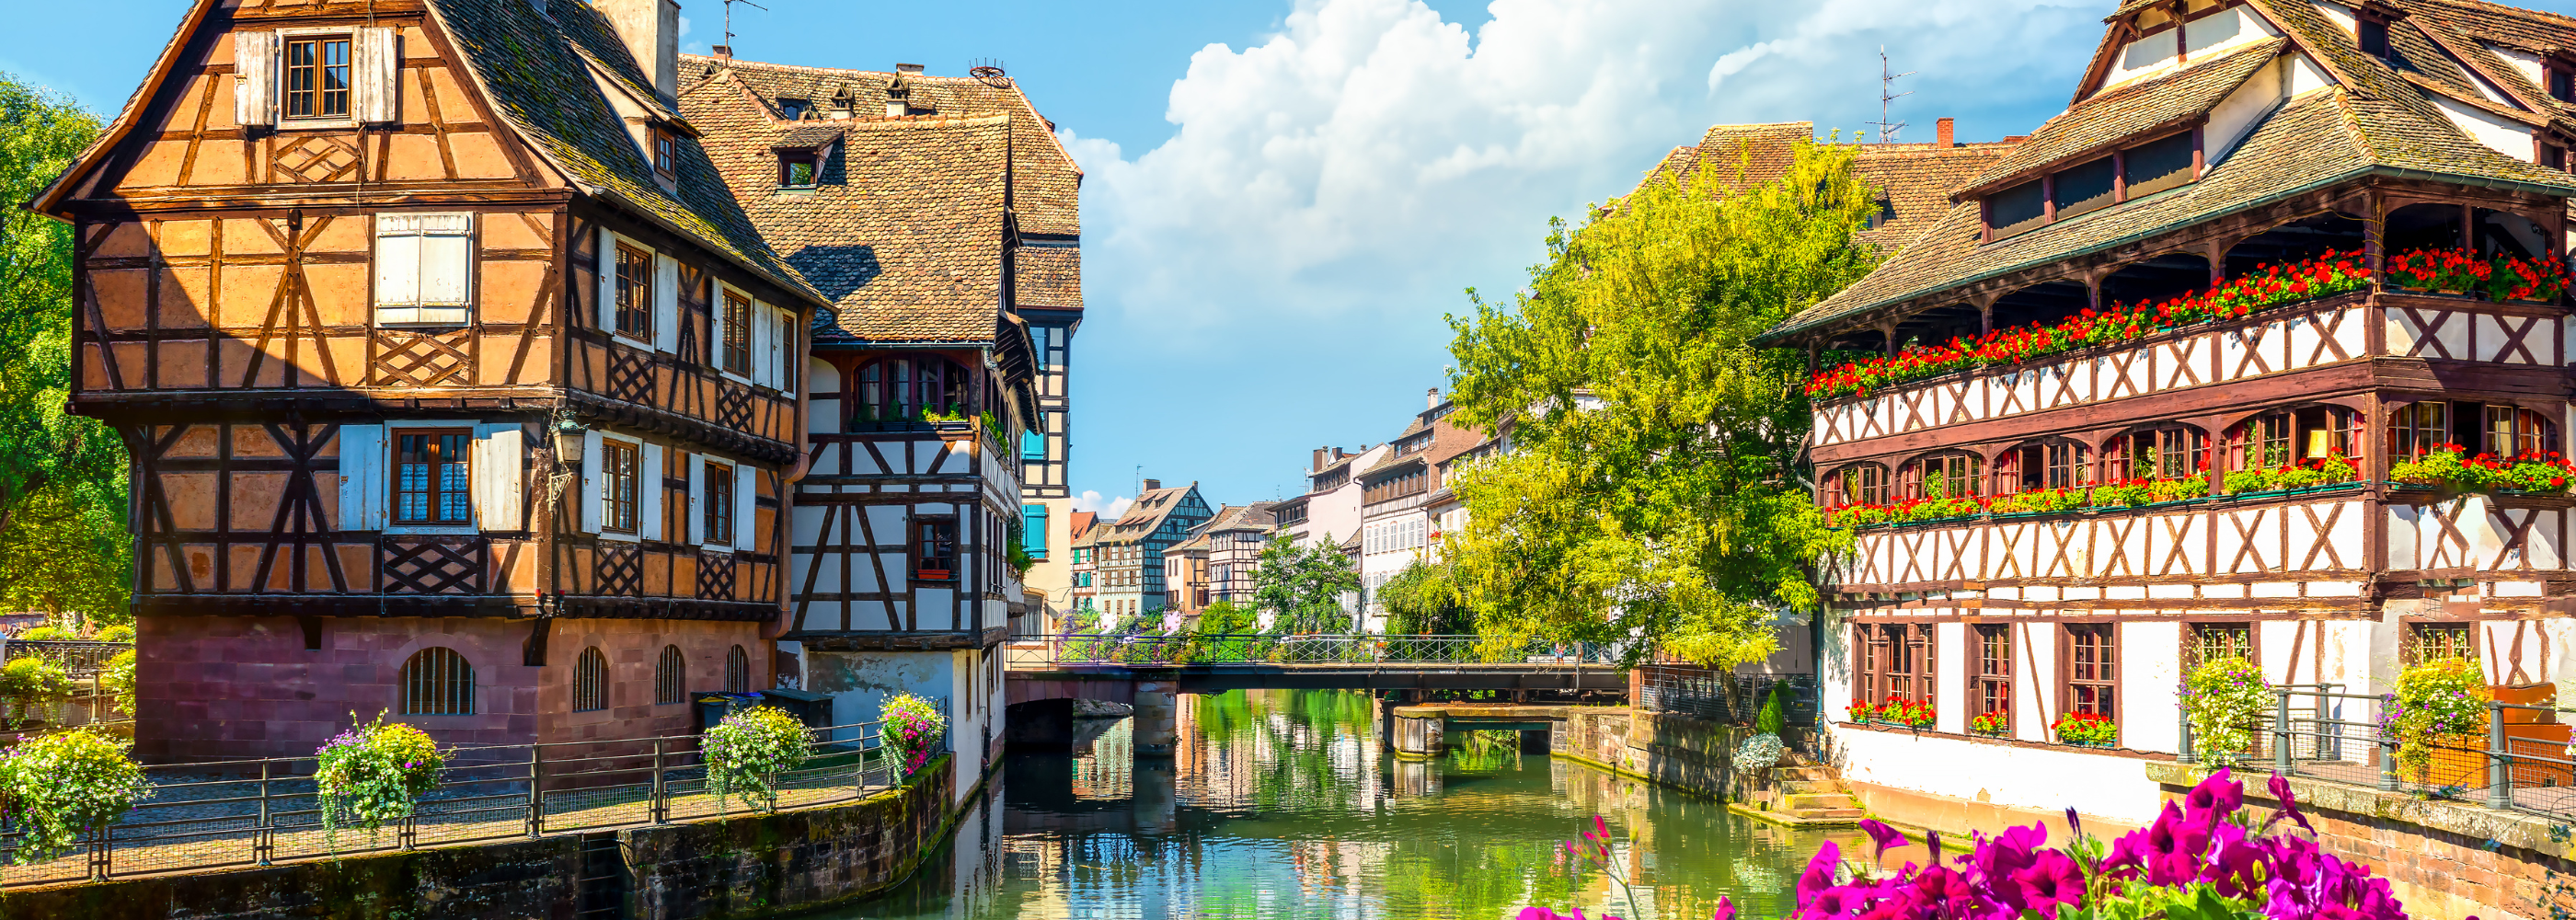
top-left (1003, 633), bottom-right (1621, 669)
top-left (1635, 667), bottom-right (1817, 726)
top-left (0, 719), bottom-right (944, 887)
top-left (4, 639), bottom-right (133, 676)
top-left (2178, 688), bottom-right (2576, 823)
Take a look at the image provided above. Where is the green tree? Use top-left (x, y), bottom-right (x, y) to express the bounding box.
top-left (1193, 599), bottom-right (1259, 635)
top-left (1441, 138), bottom-right (1877, 669)
top-left (1379, 558), bottom-right (1468, 635)
top-left (0, 75), bottom-right (126, 623)
top-left (1249, 535), bottom-right (1360, 634)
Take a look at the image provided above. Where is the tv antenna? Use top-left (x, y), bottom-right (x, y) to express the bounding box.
top-left (1869, 46), bottom-right (1915, 145)
top-left (720, 0), bottom-right (767, 53)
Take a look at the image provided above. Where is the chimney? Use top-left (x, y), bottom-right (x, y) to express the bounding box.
top-left (711, 45), bottom-right (732, 60)
top-left (1427, 387), bottom-right (1442, 409)
top-left (597, 0), bottom-right (680, 104)
top-left (1936, 118), bottom-right (1956, 149)
top-left (1312, 447), bottom-right (1328, 471)
top-left (896, 63), bottom-right (926, 75)
top-left (1143, 478), bottom-right (1161, 491)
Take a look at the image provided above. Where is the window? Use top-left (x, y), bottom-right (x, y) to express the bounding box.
top-left (718, 291), bottom-right (752, 374)
top-left (2486, 405), bottom-right (2555, 458)
top-left (2183, 622), bottom-right (2254, 674)
top-left (374, 213), bottom-right (473, 324)
top-left (1987, 179), bottom-right (2047, 238)
top-left (704, 461), bottom-right (735, 546)
top-left (914, 516), bottom-right (959, 580)
top-left (779, 151), bottom-right (819, 189)
top-left (776, 98), bottom-right (810, 120)
top-left (1904, 453), bottom-right (1981, 500)
top-left (2063, 624), bottom-right (2118, 723)
top-left (2122, 131), bottom-right (2196, 199)
top-left (727, 645), bottom-right (751, 692)
top-left (852, 356), bottom-right (972, 429)
top-left (1972, 625), bottom-right (2011, 731)
top-left (2547, 144), bottom-right (2569, 172)
top-left (654, 645), bottom-right (685, 706)
top-left (2358, 17), bottom-right (2389, 58)
top-left (1853, 622), bottom-right (1934, 710)
top-left (2053, 155), bottom-right (2116, 218)
top-left (652, 128), bottom-right (678, 180)
top-left (614, 244), bottom-right (654, 340)
top-left (2405, 622), bottom-right (2476, 666)
top-left (2390, 401), bottom-right (2449, 457)
top-left (1999, 442), bottom-right (2089, 494)
top-left (2236, 411), bottom-right (2292, 470)
top-left (2550, 66), bottom-right (2575, 103)
top-left (2114, 424), bottom-right (2204, 480)
top-left (394, 429), bottom-right (473, 524)
top-left (399, 647), bottom-right (474, 715)
top-left (284, 36), bottom-right (351, 121)
top-left (573, 647), bottom-right (608, 712)
top-left (600, 440), bottom-right (639, 534)
top-left (1828, 463), bottom-right (1890, 505)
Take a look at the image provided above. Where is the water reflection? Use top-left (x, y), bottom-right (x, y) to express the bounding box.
top-left (833, 690), bottom-right (1849, 920)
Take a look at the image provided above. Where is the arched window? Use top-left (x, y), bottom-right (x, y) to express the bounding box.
top-left (655, 645), bottom-right (685, 706)
top-left (573, 647), bottom-right (608, 712)
top-left (726, 645), bottom-right (751, 693)
top-left (1823, 463), bottom-right (1890, 506)
top-left (1996, 440), bottom-right (2090, 494)
top-left (2108, 423), bottom-right (2207, 480)
top-left (1901, 453), bottom-right (1982, 500)
top-left (399, 647), bottom-right (474, 716)
top-left (849, 355), bottom-right (973, 430)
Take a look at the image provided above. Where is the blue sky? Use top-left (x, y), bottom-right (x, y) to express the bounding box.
top-left (16, 0), bottom-right (2576, 517)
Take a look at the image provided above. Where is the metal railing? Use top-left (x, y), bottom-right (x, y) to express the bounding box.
top-left (3, 639), bottom-right (133, 675)
top-left (1003, 633), bottom-right (1620, 669)
top-left (2179, 687), bottom-right (2576, 823)
top-left (0, 719), bottom-right (944, 888)
top-left (1636, 667), bottom-right (1817, 725)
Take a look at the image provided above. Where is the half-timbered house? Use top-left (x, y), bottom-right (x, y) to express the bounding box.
top-left (1760, 0), bottom-right (2576, 827)
top-left (32, 0), bottom-right (825, 761)
top-left (682, 53), bottom-right (1069, 779)
top-left (1089, 480), bottom-right (1213, 627)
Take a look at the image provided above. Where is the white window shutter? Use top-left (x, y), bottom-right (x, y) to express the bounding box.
top-left (652, 255), bottom-right (680, 351)
top-left (683, 453), bottom-right (704, 546)
top-left (639, 443), bottom-right (665, 540)
top-left (374, 218), bottom-right (420, 323)
top-left (353, 27), bottom-right (399, 124)
top-left (595, 228), bottom-right (618, 331)
top-left (338, 424), bottom-right (385, 530)
top-left (420, 214), bottom-right (472, 317)
top-left (747, 300), bottom-right (770, 386)
top-left (234, 31), bottom-right (277, 127)
top-left (581, 429), bottom-right (604, 533)
top-left (473, 423), bottom-right (523, 531)
top-left (736, 465), bottom-right (758, 553)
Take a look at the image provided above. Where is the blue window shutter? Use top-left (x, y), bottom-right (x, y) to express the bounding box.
top-left (1021, 430), bottom-right (1046, 460)
top-left (1021, 503), bottom-right (1049, 559)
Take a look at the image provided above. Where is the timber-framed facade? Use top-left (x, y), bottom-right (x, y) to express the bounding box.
top-left (1756, 0), bottom-right (2576, 823)
top-left (35, 0), bottom-right (824, 760)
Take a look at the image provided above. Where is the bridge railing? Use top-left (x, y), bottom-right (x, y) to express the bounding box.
top-left (1006, 634), bottom-right (1619, 669)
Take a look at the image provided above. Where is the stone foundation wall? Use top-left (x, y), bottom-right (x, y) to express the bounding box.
top-left (2147, 763), bottom-right (2576, 920)
top-left (1550, 707), bottom-right (1745, 799)
top-left (2, 757), bottom-right (962, 920)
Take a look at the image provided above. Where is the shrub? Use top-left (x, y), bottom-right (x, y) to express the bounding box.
top-left (879, 693), bottom-right (947, 777)
top-left (314, 713), bottom-right (444, 846)
top-left (0, 728), bottom-right (148, 865)
top-left (100, 650), bottom-right (136, 715)
top-left (1733, 732), bottom-right (1786, 771)
top-left (703, 705), bottom-right (812, 812)
top-left (1754, 684), bottom-right (1787, 735)
top-left (0, 655), bottom-right (73, 727)
top-left (2385, 658), bottom-right (2488, 776)
top-left (2180, 656), bottom-right (2269, 765)
top-left (2053, 711), bottom-right (2118, 746)
top-left (16, 627), bottom-right (73, 642)
top-left (92, 625), bottom-right (133, 643)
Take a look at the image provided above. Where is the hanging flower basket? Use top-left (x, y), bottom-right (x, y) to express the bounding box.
top-left (314, 712), bottom-right (444, 848)
top-left (704, 705), bottom-right (814, 813)
top-left (879, 693), bottom-right (948, 779)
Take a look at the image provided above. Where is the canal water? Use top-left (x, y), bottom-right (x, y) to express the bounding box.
top-left (827, 689), bottom-right (1854, 920)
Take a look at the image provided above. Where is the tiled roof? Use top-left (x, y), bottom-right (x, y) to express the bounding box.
top-left (1961, 40), bottom-right (2287, 194)
top-left (1201, 502), bottom-right (1278, 534)
top-left (1764, 0), bottom-right (2576, 343)
top-left (680, 55), bottom-right (1083, 238)
top-left (1362, 406), bottom-right (1489, 479)
top-left (1104, 484), bottom-right (1202, 542)
top-left (1016, 246), bottom-right (1083, 309)
top-left (421, 0), bottom-right (824, 305)
top-left (1652, 122), bottom-right (1818, 193)
top-left (684, 75), bottom-right (1011, 343)
top-left (1644, 121), bottom-right (2020, 251)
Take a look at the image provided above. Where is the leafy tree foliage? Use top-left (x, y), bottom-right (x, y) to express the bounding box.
top-left (1193, 599), bottom-right (1259, 635)
top-left (1442, 139), bottom-right (1878, 668)
top-left (1249, 535), bottom-right (1360, 634)
top-left (0, 75), bottom-right (124, 621)
top-left (1378, 559), bottom-right (1469, 635)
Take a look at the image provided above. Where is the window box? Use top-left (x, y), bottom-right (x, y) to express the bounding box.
top-left (916, 569), bottom-right (954, 581)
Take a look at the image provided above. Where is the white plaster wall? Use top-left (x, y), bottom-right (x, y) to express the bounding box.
top-left (2490, 44), bottom-right (2546, 87)
top-left (2025, 625), bottom-right (2059, 742)
top-left (2289, 52), bottom-right (2334, 95)
top-left (1936, 622), bottom-right (1968, 735)
top-left (2310, 0), bottom-right (2356, 37)
top-left (2430, 94), bottom-right (2536, 163)
top-left (2185, 7), bottom-right (2277, 58)
top-left (2206, 58), bottom-right (2286, 165)
top-left (1829, 726), bottom-right (2168, 826)
top-left (2123, 620), bottom-right (2183, 753)
top-left (807, 649), bottom-right (968, 800)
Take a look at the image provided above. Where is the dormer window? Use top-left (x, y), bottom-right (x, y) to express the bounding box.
top-left (2355, 5), bottom-right (2396, 59)
top-left (2545, 143), bottom-right (2568, 171)
top-left (830, 86), bottom-right (858, 120)
top-left (2547, 58), bottom-right (2576, 102)
top-left (776, 98), bottom-right (810, 121)
top-left (1982, 128), bottom-right (2199, 243)
top-left (651, 127), bottom-right (678, 180)
top-left (778, 150), bottom-right (819, 188)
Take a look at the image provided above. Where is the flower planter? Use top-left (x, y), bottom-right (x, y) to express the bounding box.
top-left (2412, 732), bottom-right (2488, 788)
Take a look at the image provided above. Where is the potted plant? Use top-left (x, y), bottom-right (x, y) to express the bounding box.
top-left (1970, 710), bottom-right (2010, 738)
top-left (2181, 656), bottom-right (2269, 765)
top-left (880, 692), bottom-right (948, 778)
top-left (703, 705), bottom-right (814, 812)
top-left (1880, 696), bottom-right (1936, 730)
top-left (314, 712), bottom-right (445, 847)
top-left (2385, 657), bottom-right (2488, 788)
top-left (2053, 711), bottom-right (2118, 747)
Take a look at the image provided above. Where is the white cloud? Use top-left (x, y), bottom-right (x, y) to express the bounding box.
top-left (1073, 490), bottom-right (1133, 520)
top-left (1067, 0), bottom-right (2099, 336)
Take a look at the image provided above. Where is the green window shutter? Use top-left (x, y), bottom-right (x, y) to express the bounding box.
top-left (1022, 503), bottom-right (1049, 559)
